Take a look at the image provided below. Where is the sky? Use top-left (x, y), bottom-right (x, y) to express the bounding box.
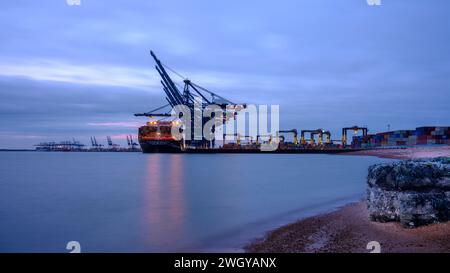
top-left (0, 0), bottom-right (449, 148)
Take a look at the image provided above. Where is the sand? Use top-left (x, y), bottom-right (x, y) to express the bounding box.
top-left (245, 146), bottom-right (450, 253)
top-left (345, 145), bottom-right (450, 160)
top-left (246, 201), bottom-right (450, 253)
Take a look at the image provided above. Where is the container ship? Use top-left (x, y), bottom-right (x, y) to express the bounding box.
top-left (138, 120), bottom-right (183, 153)
top-left (137, 119), bottom-right (364, 154)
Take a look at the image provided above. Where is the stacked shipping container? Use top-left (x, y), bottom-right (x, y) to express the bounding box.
top-left (351, 126), bottom-right (449, 148)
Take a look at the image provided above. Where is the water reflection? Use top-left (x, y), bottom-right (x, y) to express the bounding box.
top-left (0, 152), bottom-right (392, 252)
top-left (144, 154), bottom-right (187, 250)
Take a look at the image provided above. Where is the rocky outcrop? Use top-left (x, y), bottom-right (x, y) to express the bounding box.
top-left (367, 157), bottom-right (450, 228)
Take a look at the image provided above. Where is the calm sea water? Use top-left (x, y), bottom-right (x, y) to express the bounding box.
top-left (0, 152), bottom-right (391, 252)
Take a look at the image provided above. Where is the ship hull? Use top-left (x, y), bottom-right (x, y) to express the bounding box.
top-left (139, 140), bottom-right (361, 154)
top-left (182, 148), bottom-right (361, 154)
top-left (139, 139), bottom-right (183, 153)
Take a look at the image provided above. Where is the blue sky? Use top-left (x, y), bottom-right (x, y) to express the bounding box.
top-left (0, 0), bottom-right (449, 148)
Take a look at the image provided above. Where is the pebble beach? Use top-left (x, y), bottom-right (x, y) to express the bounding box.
top-left (246, 146), bottom-right (450, 253)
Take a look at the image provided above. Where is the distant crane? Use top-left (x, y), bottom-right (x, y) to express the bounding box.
top-left (127, 135), bottom-right (139, 149)
top-left (94, 137), bottom-right (103, 148)
top-left (106, 136), bottom-right (119, 149)
top-left (90, 137), bottom-right (103, 148)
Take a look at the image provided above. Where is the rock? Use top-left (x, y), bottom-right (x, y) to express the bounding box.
top-left (367, 157), bottom-right (450, 228)
top-left (367, 186), bottom-right (400, 222)
top-left (436, 177), bottom-right (450, 190)
top-left (398, 191), bottom-right (450, 228)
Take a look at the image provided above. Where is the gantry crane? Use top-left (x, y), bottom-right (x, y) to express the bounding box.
top-left (134, 51), bottom-right (245, 148)
top-left (311, 130), bottom-right (332, 145)
top-left (322, 130), bottom-right (332, 145)
top-left (300, 129), bottom-right (321, 145)
top-left (310, 131), bottom-right (322, 145)
top-left (223, 133), bottom-right (242, 146)
top-left (223, 133), bottom-right (260, 145)
top-left (277, 129), bottom-right (298, 145)
top-left (300, 129), bottom-right (332, 145)
top-left (342, 126), bottom-right (368, 146)
top-left (256, 134), bottom-right (273, 145)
